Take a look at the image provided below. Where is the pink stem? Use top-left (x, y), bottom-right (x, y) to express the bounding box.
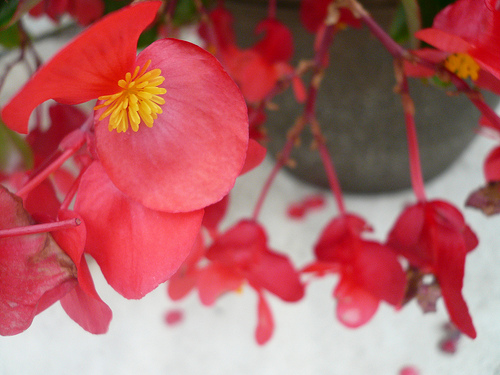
top-left (252, 124), bottom-right (303, 221)
top-left (314, 134), bottom-right (347, 214)
top-left (268, 0), bottom-right (276, 19)
top-left (405, 112), bottom-right (426, 201)
top-left (0, 218), bottom-right (80, 239)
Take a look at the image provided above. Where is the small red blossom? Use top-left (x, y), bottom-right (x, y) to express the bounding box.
top-left (306, 214), bottom-right (406, 328)
top-left (202, 7), bottom-right (303, 103)
top-left (168, 220), bottom-right (304, 344)
top-left (387, 200), bottom-right (478, 338)
top-left (29, 0), bottom-right (105, 26)
top-left (415, 0), bottom-right (500, 81)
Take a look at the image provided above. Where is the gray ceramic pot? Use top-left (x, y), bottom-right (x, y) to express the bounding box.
top-left (226, 0), bottom-right (494, 192)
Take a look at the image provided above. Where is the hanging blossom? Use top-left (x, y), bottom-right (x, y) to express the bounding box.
top-left (1, 1), bottom-right (250, 299)
top-left (414, 0), bottom-right (500, 84)
top-left (200, 6), bottom-right (304, 104)
top-left (0, 185), bottom-right (111, 335)
top-left (168, 220), bottom-right (305, 345)
top-left (304, 214), bottom-right (406, 328)
top-left (387, 200), bottom-right (478, 338)
top-left (28, 0), bottom-right (105, 26)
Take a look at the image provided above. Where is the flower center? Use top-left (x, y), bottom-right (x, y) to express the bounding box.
top-left (94, 60), bottom-right (167, 133)
top-left (444, 53), bottom-right (480, 81)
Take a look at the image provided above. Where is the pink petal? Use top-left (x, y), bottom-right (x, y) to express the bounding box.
top-left (247, 250), bottom-right (304, 302)
top-left (95, 38), bottom-right (248, 213)
top-left (74, 162), bottom-right (204, 299)
top-left (53, 209), bottom-right (112, 334)
top-left (239, 139), bottom-right (266, 175)
top-left (415, 29), bottom-right (470, 54)
top-left (484, 146), bottom-right (500, 181)
top-left (253, 19), bottom-right (293, 64)
top-left (354, 241), bottom-right (406, 307)
top-left (197, 263), bottom-right (243, 306)
top-left (255, 292), bottom-right (274, 345)
top-left (206, 220), bottom-right (267, 266)
top-left (1, 1), bottom-right (160, 134)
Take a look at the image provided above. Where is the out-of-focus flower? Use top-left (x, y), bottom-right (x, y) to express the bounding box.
top-left (305, 214), bottom-right (406, 328)
top-left (168, 220), bottom-right (304, 344)
top-left (416, 0), bottom-right (500, 81)
top-left (387, 200), bottom-right (478, 338)
top-left (29, 0), bottom-right (105, 26)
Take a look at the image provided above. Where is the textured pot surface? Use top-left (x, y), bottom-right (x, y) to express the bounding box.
top-left (227, 0), bottom-right (492, 192)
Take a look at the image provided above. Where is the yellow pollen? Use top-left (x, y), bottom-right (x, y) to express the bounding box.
top-left (444, 53), bottom-right (480, 81)
top-left (94, 59), bottom-right (167, 133)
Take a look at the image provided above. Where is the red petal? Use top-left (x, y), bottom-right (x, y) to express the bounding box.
top-left (74, 162), bottom-right (204, 299)
top-left (202, 194), bottom-right (230, 234)
top-left (255, 292), bottom-right (274, 345)
top-left (1, 1), bottom-right (161, 134)
top-left (197, 263), bottom-right (243, 306)
top-left (434, 225), bottom-right (476, 338)
top-left (95, 39), bottom-right (248, 213)
top-left (354, 241), bottom-right (406, 306)
top-left (53, 209), bottom-right (112, 334)
top-left (239, 139), bottom-right (266, 175)
top-left (206, 220), bottom-right (267, 265)
top-left (247, 250), bottom-right (304, 302)
top-left (415, 29), bottom-right (470, 53)
top-left (253, 19), bottom-right (293, 64)
top-left (484, 146), bottom-right (500, 181)
top-left (334, 279), bottom-right (380, 328)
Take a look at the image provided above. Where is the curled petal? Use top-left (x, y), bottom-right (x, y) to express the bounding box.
top-left (96, 39), bottom-right (248, 213)
top-left (75, 162), bottom-right (203, 299)
top-left (1, 1), bottom-right (161, 134)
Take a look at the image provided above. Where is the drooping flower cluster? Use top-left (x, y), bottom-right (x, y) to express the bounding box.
top-left (1, 1), bottom-right (250, 332)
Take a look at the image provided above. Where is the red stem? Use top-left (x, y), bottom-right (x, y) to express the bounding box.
top-left (0, 218), bottom-right (80, 239)
top-left (314, 132), bottom-right (347, 214)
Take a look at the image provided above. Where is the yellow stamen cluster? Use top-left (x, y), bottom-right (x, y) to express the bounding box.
top-left (95, 60), bottom-right (167, 133)
top-left (444, 53), bottom-right (480, 81)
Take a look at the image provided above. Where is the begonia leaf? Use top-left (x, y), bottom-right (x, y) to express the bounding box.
top-left (1, 1), bottom-right (161, 134)
top-left (95, 38), bottom-right (248, 213)
top-left (74, 162), bottom-right (204, 299)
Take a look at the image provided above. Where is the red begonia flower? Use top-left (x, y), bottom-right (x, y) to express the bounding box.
top-left (2, 1), bottom-right (249, 213)
top-left (311, 214), bottom-right (406, 328)
top-left (29, 0), bottom-right (104, 26)
top-left (169, 220), bottom-right (304, 344)
top-left (205, 220), bottom-right (305, 303)
top-left (387, 200), bottom-right (478, 338)
top-left (415, 0), bottom-right (500, 80)
top-left (75, 161), bottom-right (204, 299)
top-left (0, 186), bottom-right (76, 335)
